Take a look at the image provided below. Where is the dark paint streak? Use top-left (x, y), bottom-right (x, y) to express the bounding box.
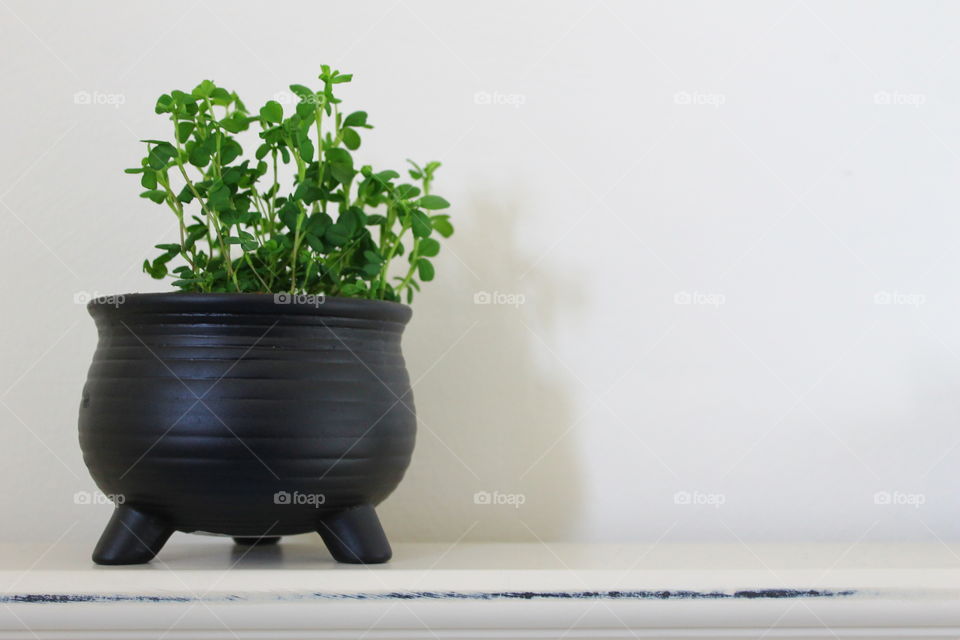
top-left (0, 589), bottom-right (858, 604)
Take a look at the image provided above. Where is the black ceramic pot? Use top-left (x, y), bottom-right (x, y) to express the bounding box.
top-left (78, 293), bottom-right (416, 565)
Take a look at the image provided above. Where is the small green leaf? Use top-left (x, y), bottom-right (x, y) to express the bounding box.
top-left (395, 184), bottom-right (421, 199)
top-left (419, 237), bottom-right (440, 257)
top-left (324, 223), bottom-right (350, 246)
top-left (220, 138), bottom-right (243, 164)
top-left (208, 182), bottom-right (232, 211)
top-left (188, 144), bottom-right (210, 168)
top-left (259, 100), bottom-right (284, 123)
top-left (143, 259), bottom-right (167, 279)
top-left (176, 121), bottom-right (195, 143)
top-left (305, 234), bottom-right (325, 253)
top-left (325, 148), bottom-right (352, 166)
top-left (192, 79), bottom-right (215, 99)
top-left (341, 127), bottom-right (361, 150)
top-left (155, 94), bottom-right (174, 114)
top-left (431, 214), bottom-right (454, 238)
top-left (295, 100), bottom-right (315, 120)
top-left (289, 84), bottom-right (313, 98)
top-left (296, 130), bottom-right (314, 162)
top-left (343, 111), bottom-right (368, 127)
top-left (278, 201), bottom-right (300, 229)
top-left (139, 189), bottom-right (166, 204)
top-left (220, 112), bottom-right (252, 133)
top-left (146, 142), bottom-right (176, 170)
top-left (417, 258), bottom-right (435, 281)
top-left (330, 164), bottom-right (355, 184)
top-left (411, 210), bottom-right (432, 238)
top-left (307, 211), bottom-right (333, 234)
top-left (210, 87), bottom-right (232, 106)
top-left (418, 195), bottom-right (450, 210)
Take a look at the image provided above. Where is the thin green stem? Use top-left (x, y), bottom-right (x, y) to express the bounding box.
top-left (169, 120), bottom-right (238, 290)
top-left (395, 237), bottom-right (421, 295)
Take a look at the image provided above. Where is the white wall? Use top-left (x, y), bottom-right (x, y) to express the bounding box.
top-left (1, 0), bottom-right (959, 546)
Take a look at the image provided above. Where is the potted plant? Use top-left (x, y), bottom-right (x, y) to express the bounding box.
top-left (78, 66), bottom-right (453, 565)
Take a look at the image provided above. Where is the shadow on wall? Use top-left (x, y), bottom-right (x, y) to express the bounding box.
top-left (379, 191), bottom-right (586, 542)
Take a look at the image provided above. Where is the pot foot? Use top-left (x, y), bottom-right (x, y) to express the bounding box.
top-left (92, 506), bottom-right (174, 565)
top-left (317, 504), bottom-right (392, 564)
top-left (233, 536), bottom-right (281, 546)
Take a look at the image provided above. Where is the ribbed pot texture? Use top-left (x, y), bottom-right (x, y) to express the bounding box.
top-left (78, 293), bottom-right (416, 565)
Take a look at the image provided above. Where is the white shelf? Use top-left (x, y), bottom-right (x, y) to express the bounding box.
top-left (0, 539), bottom-right (958, 638)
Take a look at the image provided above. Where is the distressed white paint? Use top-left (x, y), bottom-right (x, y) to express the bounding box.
top-left (0, 542), bottom-right (959, 638)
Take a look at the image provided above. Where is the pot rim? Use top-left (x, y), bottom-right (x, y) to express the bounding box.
top-left (86, 292), bottom-right (412, 324)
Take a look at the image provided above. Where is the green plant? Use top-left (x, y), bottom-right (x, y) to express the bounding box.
top-left (126, 65), bottom-right (453, 302)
